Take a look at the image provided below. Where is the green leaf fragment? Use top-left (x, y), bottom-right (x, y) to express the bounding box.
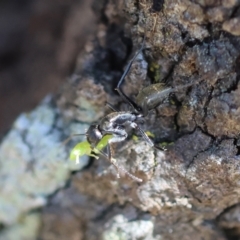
top-left (69, 141), bottom-right (92, 161)
top-left (69, 134), bottom-right (113, 162)
top-left (95, 134), bottom-right (112, 151)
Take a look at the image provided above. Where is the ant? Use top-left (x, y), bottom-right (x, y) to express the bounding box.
top-left (69, 37), bottom-right (203, 182)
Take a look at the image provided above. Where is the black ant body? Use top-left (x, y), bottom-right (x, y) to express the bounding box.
top-left (74, 38), bottom-right (202, 182)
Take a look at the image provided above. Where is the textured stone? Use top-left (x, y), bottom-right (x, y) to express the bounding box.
top-left (223, 17), bottom-right (240, 36)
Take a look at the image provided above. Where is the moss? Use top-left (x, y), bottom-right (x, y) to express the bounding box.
top-left (159, 141), bottom-right (174, 148)
top-left (148, 61), bottom-right (161, 83)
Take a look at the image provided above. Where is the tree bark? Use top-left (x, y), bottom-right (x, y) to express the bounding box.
top-left (1, 0), bottom-right (240, 239)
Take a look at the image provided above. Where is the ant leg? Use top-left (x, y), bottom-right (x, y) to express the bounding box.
top-left (107, 143), bottom-right (119, 177)
top-left (107, 144), bottom-right (143, 182)
top-left (105, 102), bottom-right (118, 112)
top-left (141, 100), bottom-right (149, 117)
top-left (131, 122), bottom-right (166, 151)
top-left (105, 134), bottom-right (143, 182)
top-left (115, 38), bottom-right (145, 113)
top-left (153, 145), bottom-right (166, 151)
top-left (131, 122), bottom-right (154, 147)
top-left (62, 133), bottom-right (85, 145)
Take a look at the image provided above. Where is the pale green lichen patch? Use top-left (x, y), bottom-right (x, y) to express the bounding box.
top-left (0, 213), bottom-right (41, 240)
top-left (0, 97), bottom-right (89, 225)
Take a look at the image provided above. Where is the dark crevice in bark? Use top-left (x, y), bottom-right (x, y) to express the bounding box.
top-left (230, 5), bottom-right (240, 19)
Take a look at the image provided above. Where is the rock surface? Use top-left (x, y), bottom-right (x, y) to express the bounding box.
top-left (1, 0), bottom-right (240, 239)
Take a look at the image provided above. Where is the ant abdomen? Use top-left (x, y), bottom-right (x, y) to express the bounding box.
top-left (136, 83), bottom-right (172, 116)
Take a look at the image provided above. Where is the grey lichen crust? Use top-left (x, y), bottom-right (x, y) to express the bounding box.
top-left (0, 96), bottom-right (89, 235)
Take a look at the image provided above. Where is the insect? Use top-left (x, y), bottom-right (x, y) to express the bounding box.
top-left (69, 130), bottom-right (143, 182)
top-left (69, 38), bottom-right (202, 182)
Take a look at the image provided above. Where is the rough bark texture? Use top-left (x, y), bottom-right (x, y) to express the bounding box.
top-left (1, 0), bottom-right (240, 239)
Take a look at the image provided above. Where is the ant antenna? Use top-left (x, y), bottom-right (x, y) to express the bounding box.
top-left (105, 102), bottom-right (119, 112)
top-left (115, 36), bottom-right (146, 113)
top-left (62, 133), bottom-right (86, 145)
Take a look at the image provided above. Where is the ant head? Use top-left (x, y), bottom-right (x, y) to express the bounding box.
top-left (86, 124), bottom-right (103, 146)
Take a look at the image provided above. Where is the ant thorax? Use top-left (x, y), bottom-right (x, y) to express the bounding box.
top-left (100, 112), bottom-right (137, 128)
top-left (98, 112), bottom-right (137, 140)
